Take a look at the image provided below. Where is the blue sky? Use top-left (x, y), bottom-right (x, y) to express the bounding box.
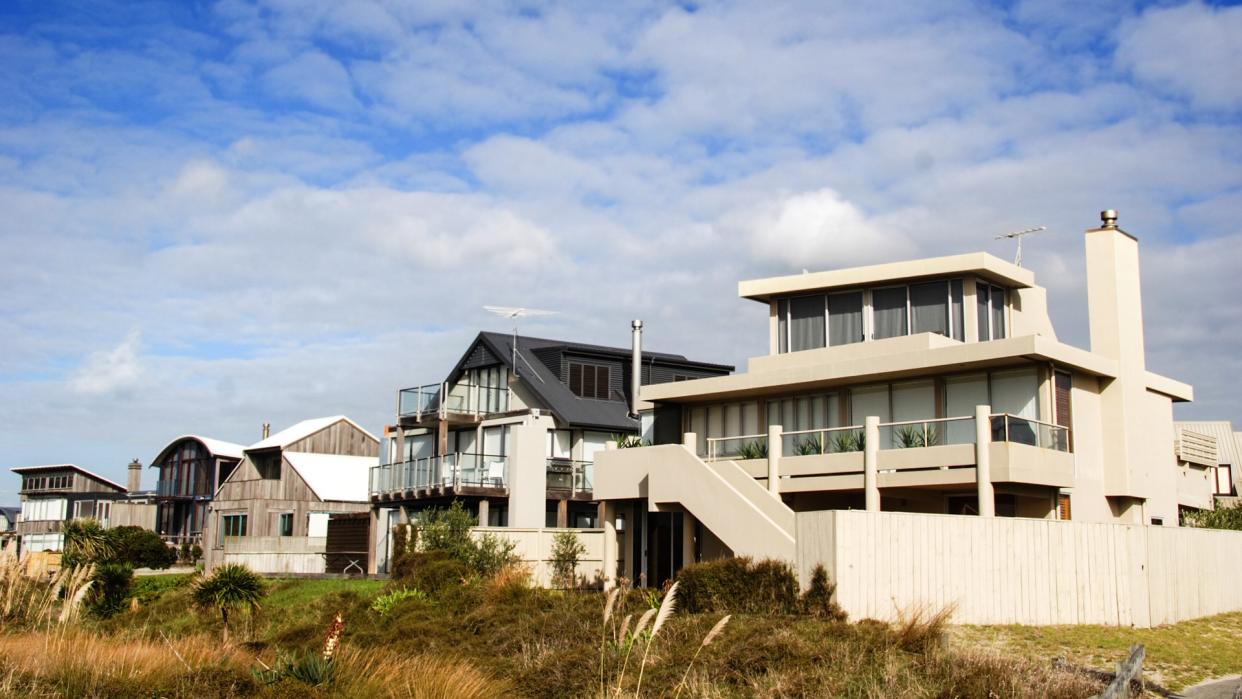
top-left (1, 0), bottom-right (1240, 503)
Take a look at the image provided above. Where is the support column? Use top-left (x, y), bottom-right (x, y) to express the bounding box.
top-left (477, 499), bottom-right (489, 527)
top-left (683, 431), bottom-right (697, 452)
top-left (366, 507), bottom-right (379, 575)
top-left (864, 416), bottom-right (880, 512)
top-left (601, 501), bottom-right (617, 590)
top-left (557, 498), bottom-right (568, 528)
top-left (681, 509), bottom-right (696, 567)
top-left (767, 424), bottom-right (783, 495)
top-left (975, 404), bottom-right (995, 517)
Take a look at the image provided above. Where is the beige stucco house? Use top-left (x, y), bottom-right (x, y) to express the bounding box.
top-left (595, 210), bottom-right (1215, 587)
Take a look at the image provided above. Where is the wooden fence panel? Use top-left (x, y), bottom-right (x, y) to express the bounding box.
top-left (795, 511), bottom-right (1242, 627)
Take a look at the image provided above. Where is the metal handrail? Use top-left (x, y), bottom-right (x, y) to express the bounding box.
top-left (705, 433), bottom-right (768, 462)
top-left (397, 382), bottom-right (509, 419)
top-left (877, 415), bottom-right (972, 428)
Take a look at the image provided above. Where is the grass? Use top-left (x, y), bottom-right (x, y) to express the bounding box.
top-left (955, 610), bottom-right (1242, 691)
top-left (14, 574), bottom-right (1240, 696)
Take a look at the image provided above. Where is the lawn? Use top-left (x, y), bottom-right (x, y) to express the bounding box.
top-left (955, 611), bottom-right (1242, 691)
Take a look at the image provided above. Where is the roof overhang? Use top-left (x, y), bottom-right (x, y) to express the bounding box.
top-left (11, 464), bottom-right (128, 492)
top-left (641, 335), bottom-right (1117, 404)
top-left (1146, 371), bottom-right (1193, 402)
top-left (739, 252), bottom-right (1036, 303)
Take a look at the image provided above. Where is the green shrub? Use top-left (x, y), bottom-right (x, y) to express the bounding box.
top-left (550, 531), bottom-right (586, 589)
top-left (88, 563), bottom-right (134, 618)
top-left (800, 564), bottom-right (847, 621)
top-left (1184, 501), bottom-right (1242, 530)
top-left (675, 557), bottom-right (799, 614)
top-left (736, 440), bottom-right (768, 460)
top-left (613, 434), bottom-right (649, 449)
top-left (253, 649), bottom-right (336, 688)
top-left (107, 527), bottom-right (177, 569)
top-left (370, 587), bottom-right (429, 617)
top-left (397, 502), bottom-right (519, 580)
top-left (406, 551), bottom-right (474, 595)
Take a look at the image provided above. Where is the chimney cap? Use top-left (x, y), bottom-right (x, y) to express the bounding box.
top-left (631, 319), bottom-right (643, 329)
top-left (1100, 209), bottom-right (1118, 229)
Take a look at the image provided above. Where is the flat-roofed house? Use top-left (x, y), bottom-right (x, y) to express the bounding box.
top-left (596, 210), bottom-right (1210, 587)
top-left (203, 416), bottom-right (378, 574)
top-left (11, 464), bottom-right (128, 553)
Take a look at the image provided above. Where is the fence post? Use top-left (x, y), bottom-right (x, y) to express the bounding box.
top-left (864, 416), bottom-right (880, 512)
top-left (768, 424), bottom-right (783, 496)
top-left (975, 404), bottom-right (995, 517)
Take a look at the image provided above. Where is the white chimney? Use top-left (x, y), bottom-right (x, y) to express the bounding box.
top-left (630, 320), bottom-right (643, 419)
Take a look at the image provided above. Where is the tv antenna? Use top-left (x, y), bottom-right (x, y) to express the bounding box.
top-left (994, 226), bottom-right (1047, 267)
top-left (483, 306), bottom-right (559, 378)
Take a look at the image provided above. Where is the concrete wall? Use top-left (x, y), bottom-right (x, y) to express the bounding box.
top-left (796, 510), bottom-right (1242, 627)
top-left (474, 527), bottom-right (605, 587)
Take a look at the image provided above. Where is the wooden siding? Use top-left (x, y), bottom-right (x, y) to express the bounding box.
top-left (286, 420), bottom-right (378, 456)
top-left (796, 510), bottom-right (1242, 627)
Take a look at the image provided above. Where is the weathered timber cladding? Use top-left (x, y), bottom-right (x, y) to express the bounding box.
top-left (287, 421), bottom-right (378, 456)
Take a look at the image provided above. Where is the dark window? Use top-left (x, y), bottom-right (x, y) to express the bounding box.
top-left (873, 287), bottom-right (908, 339)
top-left (254, 453), bottom-right (282, 480)
top-left (950, 279), bottom-right (964, 341)
top-left (777, 299), bottom-right (789, 353)
top-left (278, 513), bottom-right (293, 537)
top-left (221, 514), bottom-right (247, 543)
top-left (568, 362), bottom-right (611, 400)
top-left (977, 282), bottom-right (1007, 341)
top-left (789, 295), bottom-right (826, 351)
top-left (910, 281), bottom-right (949, 336)
top-left (828, 291), bottom-right (863, 346)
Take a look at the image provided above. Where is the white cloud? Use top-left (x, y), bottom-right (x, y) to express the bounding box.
top-left (68, 332), bottom-right (144, 396)
top-left (733, 188), bottom-right (912, 270)
top-left (1116, 2), bottom-right (1242, 111)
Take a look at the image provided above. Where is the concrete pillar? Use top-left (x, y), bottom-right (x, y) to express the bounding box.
top-left (556, 498), bottom-right (568, 528)
top-left (681, 509), bottom-right (696, 567)
top-left (601, 501), bottom-right (617, 590)
top-left (683, 431), bottom-right (697, 452)
top-left (477, 499), bottom-right (489, 526)
top-left (509, 415), bottom-right (553, 528)
top-left (864, 416), bottom-right (880, 512)
top-left (366, 507), bottom-right (379, 575)
top-left (975, 404), bottom-right (995, 517)
top-left (767, 424), bottom-right (783, 495)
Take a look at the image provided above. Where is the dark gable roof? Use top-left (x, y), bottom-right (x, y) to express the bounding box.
top-left (445, 332), bottom-right (732, 432)
top-left (11, 464), bottom-right (128, 493)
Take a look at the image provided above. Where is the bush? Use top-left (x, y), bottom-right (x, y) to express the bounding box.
top-left (394, 502), bottom-right (519, 582)
top-left (1184, 501), bottom-right (1242, 530)
top-left (88, 563), bottom-right (134, 617)
top-left (370, 587), bottom-right (429, 617)
top-left (107, 527), bottom-right (177, 570)
top-left (675, 557), bottom-right (799, 614)
top-left (406, 551), bottom-right (473, 596)
top-left (550, 531), bottom-right (586, 589)
top-left (800, 564), bottom-right (847, 621)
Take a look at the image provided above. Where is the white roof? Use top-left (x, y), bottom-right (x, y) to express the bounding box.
top-left (155, 435), bottom-right (245, 461)
top-left (248, 415), bottom-right (377, 451)
top-left (283, 452), bottom-right (374, 503)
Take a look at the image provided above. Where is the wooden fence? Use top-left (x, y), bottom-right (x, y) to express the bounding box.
top-left (796, 510), bottom-right (1242, 627)
top-left (220, 536), bottom-right (328, 574)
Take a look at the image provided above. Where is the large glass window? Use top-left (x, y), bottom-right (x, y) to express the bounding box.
top-left (910, 281), bottom-right (949, 336)
top-left (828, 291), bottom-right (863, 346)
top-left (872, 287), bottom-right (908, 340)
top-left (777, 299), bottom-right (789, 353)
top-left (950, 279), bottom-right (964, 341)
top-left (990, 367), bottom-right (1038, 418)
top-left (850, 385), bottom-right (891, 424)
top-left (977, 282), bottom-right (1007, 341)
top-left (945, 374), bottom-right (988, 443)
top-left (789, 295), bottom-right (826, 351)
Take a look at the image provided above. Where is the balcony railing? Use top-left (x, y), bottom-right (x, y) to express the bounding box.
top-left (397, 382), bottom-right (509, 420)
top-left (546, 459), bottom-right (594, 494)
top-left (878, 416), bottom-right (977, 450)
top-left (706, 434), bottom-right (769, 462)
top-left (371, 453), bottom-right (508, 494)
top-left (782, 425), bottom-right (866, 455)
top-left (989, 413), bottom-right (1071, 452)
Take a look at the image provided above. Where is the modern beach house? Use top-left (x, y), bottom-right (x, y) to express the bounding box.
top-left (368, 331), bottom-right (732, 573)
top-left (595, 210), bottom-right (1215, 587)
top-left (10, 464), bottom-right (129, 552)
top-left (203, 416), bottom-right (378, 573)
top-left (149, 434), bottom-right (245, 545)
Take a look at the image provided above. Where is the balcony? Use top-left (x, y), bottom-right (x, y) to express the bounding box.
top-left (546, 458), bottom-right (594, 496)
top-left (371, 453), bottom-right (508, 499)
top-left (397, 382), bottom-right (510, 424)
top-left (697, 412), bottom-right (1074, 493)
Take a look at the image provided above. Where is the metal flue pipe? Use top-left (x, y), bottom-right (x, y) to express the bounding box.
top-left (630, 320), bottom-right (643, 419)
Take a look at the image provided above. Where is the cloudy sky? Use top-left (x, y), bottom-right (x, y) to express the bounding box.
top-left (1, 0), bottom-right (1240, 502)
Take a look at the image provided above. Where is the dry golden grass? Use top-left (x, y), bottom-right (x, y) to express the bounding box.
top-left (332, 646), bottom-right (513, 698)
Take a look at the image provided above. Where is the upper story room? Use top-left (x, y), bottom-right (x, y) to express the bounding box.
top-left (395, 331), bottom-right (733, 430)
top-left (743, 252), bottom-right (1047, 357)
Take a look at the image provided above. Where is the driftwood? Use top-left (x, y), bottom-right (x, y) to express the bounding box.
top-left (1053, 645), bottom-right (1181, 699)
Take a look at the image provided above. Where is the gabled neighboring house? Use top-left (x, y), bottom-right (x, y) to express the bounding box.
top-left (370, 330), bottom-right (732, 573)
top-left (203, 416), bottom-right (378, 573)
top-left (0, 506), bottom-right (18, 552)
top-left (10, 464), bottom-right (128, 553)
top-left (596, 210), bottom-right (1212, 587)
top-left (149, 435), bottom-right (245, 545)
